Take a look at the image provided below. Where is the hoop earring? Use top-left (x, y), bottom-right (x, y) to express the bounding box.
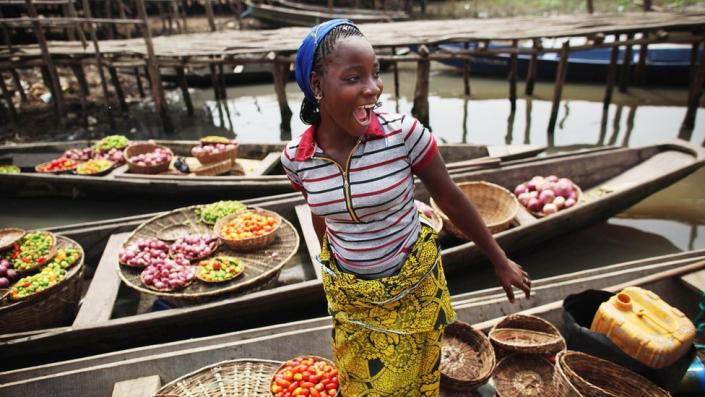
top-left (315, 94), bottom-right (322, 102)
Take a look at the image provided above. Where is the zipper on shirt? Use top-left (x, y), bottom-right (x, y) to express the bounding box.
top-left (313, 138), bottom-right (362, 223)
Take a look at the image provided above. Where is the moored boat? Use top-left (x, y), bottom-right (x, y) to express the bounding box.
top-left (0, 142), bottom-right (701, 369)
top-left (0, 251), bottom-right (702, 396)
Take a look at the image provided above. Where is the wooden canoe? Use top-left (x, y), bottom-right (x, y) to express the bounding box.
top-left (245, 0), bottom-right (409, 28)
top-left (0, 140), bottom-right (543, 200)
top-left (0, 251), bottom-right (703, 396)
top-left (0, 142), bottom-right (701, 369)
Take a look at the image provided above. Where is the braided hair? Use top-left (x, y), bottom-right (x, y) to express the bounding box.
top-left (300, 24), bottom-right (365, 125)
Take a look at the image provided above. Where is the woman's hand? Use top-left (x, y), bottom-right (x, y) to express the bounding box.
top-left (493, 257), bottom-right (531, 303)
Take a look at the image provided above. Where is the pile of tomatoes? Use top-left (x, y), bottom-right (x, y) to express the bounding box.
top-left (36, 158), bottom-right (79, 173)
top-left (271, 356), bottom-right (339, 397)
top-left (219, 211), bottom-right (278, 240)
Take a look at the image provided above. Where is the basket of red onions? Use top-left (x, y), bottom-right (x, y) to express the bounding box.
top-left (125, 142), bottom-right (174, 174)
top-left (191, 136), bottom-right (239, 165)
top-left (514, 175), bottom-right (581, 217)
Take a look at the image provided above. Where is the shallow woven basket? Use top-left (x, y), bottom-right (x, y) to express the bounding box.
top-left (440, 320), bottom-right (496, 391)
top-left (0, 236), bottom-right (84, 334)
top-left (195, 142), bottom-right (239, 165)
top-left (193, 158), bottom-right (234, 176)
top-left (155, 359), bottom-right (282, 397)
top-left (494, 354), bottom-right (557, 397)
top-left (0, 227), bottom-right (25, 251)
top-left (125, 142), bottom-right (174, 174)
top-left (431, 181), bottom-right (518, 240)
top-left (489, 314), bottom-right (566, 356)
top-left (271, 356), bottom-right (339, 397)
top-left (12, 231), bottom-right (58, 275)
top-left (117, 205), bottom-right (299, 304)
top-left (530, 185), bottom-right (583, 218)
top-left (554, 350), bottom-right (670, 397)
top-left (214, 209), bottom-right (281, 252)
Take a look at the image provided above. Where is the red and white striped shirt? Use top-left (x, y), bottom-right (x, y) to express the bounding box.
top-left (282, 112), bottom-right (437, 278)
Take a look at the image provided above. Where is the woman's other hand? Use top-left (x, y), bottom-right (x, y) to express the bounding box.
top-left (493, 257), bottom-right (531, 303)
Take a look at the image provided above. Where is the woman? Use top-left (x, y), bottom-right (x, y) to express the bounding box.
top-left (281, 19), bottom-right (531, 396)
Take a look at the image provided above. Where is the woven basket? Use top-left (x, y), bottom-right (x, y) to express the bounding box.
top-left (117, 205), bottom-right (299, 304)
top-left (0, 236), bottom-right (84, 333)
top-left (193, 158), bottom-right (234, 176)
top-left (531, 185), bottom-right (583, 218)
top-left (214, 209), bottom-right (281, 252)
top-left (12, 231), bottom-right (58, 275)
top-left (125, 142), bottom-right (173, 174)
top-left (0, 227), bottom-right (25, 251)
top-left (440, 321), bottom-right (495, 392)
top-left (431, 181), bottom-right (518, 240)
top-left (554, 350), bottom-right (670, 397)
top-left (489, 314), bottom-right (566, 356)
top-left (194, 142), bottom-right (239, 165)
top-left (271, 356), bottom-right (339, 397)
top-left (155, 359), bottom-right (282, 397)
top-left (494, 354), bottom-right (557, 397)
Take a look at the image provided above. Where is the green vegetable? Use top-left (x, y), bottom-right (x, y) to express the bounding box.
top-left (200, 136), bottom-right (232, 144)
top-left (197, 200), bottom-right (246, 225)
top-left (0, 165), bottom-right (20, 174)
top-left (9, 263), bottom-right (66, 300)
top-left (93, 135), bottom-right (129, 152)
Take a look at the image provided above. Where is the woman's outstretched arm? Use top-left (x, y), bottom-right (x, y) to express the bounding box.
top-left (416, 153), bottom-right (531, 303)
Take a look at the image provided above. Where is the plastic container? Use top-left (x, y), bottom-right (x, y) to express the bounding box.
top-left (591, 286), bottom-right (695, 368)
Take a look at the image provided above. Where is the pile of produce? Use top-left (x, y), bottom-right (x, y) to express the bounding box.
top-left (76, 159), bottom-right (114, 176)
top-left (35, 158), bottom-right (80, 173)
top-left (514, 175), bottom-right (580, 216)
top-left (140, 255), bottom-right (195, 291)
top-left (93, 147), bottom-right (125, 164)
top-left (62, 147), bottom-right (94, 161)
top-left (93, 135), bottom-right (129, 153)
top-left (219, 211), bottom-right (278, 241)
top-left (0, 259), bottom-right (19, 288)
top-left (196, 256), bottom-right (244, 282)
top-left (169, 234), bottom-right (219, 261)
top-left (127, 147), bottom-right (172, 168)
top-left (271, 356), bottom-right (339, 397)
top-left (191, 141), bottom-right (238, 157)
top-left (0, 165), bottom-right (20, 174)
top-left (7, 231), bottom-right (56, 272)
top-left (197, 200), bottom-right (246, 225)
top-left (48, 248), bottom-right (82, 270)
top-left (8, 263), bottom-right (66, 300)
top-left (118, 239), bottom-right (170, 268)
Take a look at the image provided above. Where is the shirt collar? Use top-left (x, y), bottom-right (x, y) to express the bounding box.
top-left (294, 112), bottom-right (385, 161)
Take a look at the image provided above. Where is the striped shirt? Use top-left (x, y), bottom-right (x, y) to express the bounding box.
top-left (281, 112), bottom-right (437, 278)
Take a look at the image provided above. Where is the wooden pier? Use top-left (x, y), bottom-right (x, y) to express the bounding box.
top-left (1, 8), bottom-right (705, 134)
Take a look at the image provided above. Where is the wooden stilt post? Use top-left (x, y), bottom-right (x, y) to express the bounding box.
top-left (525, 39), bottom-right (539, 95)
top-left (170, 0), bottom-right (182, 33)
top-left (463, 41), bottom-right (471, 96)
top-left (105, 0), bottom-right (116, 39)
top-left (547, 41), bottom-right (569, 135)
top-left (272, 57), bottom-right (293, 138)
top-left (205, 0), bottom-right (217, 31)
top-left (0, 71), bottom-right (17, 122)
top-left (392, 46), bottom-right (400, 99)
top-left (0, 8), bottom-right (13, 53)
top-left (70, 63), bottom-right (89, 126)
top-left (117, 0), bottom-right (132, 39)
top-left (643, 0), bottom-right (652, 11)
top-left (10, 69), bottom-right (27, 103)
top-left (524, 97), bottom-right (532, 144)
top-left (180, 0), bottom-right (189, 32)
top-left (508, 39), bottom-right (518, 110)
top-left (598, 106), bottom-right (608, 146)
top-left (635, 32), bottom-right (648, 85)
top-left (108, 66), bottom-right (128, 112)
top-left (682, 41), bottom-right (705, 131)
top-left (623, 105), bottom-right (636, 146)
top-left (176, 66), bottom-right (193, 115)
top-left (66, 0), bottom-right (87, 46)
top-left (461, 96), bottom-right (469, 143)
top-left (586, 0), bottom-right (593, 13)
top-left (608, 104), bottom-right (623, 146)
top-left (603, 44), bottom-right (619, 109)
top-left (25, 0), bottom-right (66, 123)
top-left (82, 0), bottom-right (116, 129)
top-left (134, 68), bottom-right (145, 98)
top-left (157, 2), bottom-right (168, 34)
top-left (136, 0), bottom-right (171, 132)
top-left (411, 45), bottom-right (430, 127)
top-left (619, 33), bottom-right (633, 93)
top-left (61, 3), bottom-right (76, 40)
top-left (689, 42), bottom-right (700, 87)
top-left (210, 63), bottom-right (225, 127)
top-left (218, 63), bottom-right (234, 131)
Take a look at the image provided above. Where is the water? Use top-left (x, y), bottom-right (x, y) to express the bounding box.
top-left (2, 63), bottom-right (704, 292)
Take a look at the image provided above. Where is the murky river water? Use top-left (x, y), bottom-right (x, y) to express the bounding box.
top-left (1, 63), bottom-right (704, 292)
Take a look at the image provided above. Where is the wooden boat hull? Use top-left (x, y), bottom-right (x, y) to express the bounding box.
top-left (245, 0), bottom-right (408, 27)
top-left (0, 140), bottom-right (542, 200)
top-left (0, 251), bottom-right (702, 396)
top-left (0, 142), bottom-right (701, 369)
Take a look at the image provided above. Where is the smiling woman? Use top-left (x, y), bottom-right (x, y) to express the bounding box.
top-left (281, 19), bottom-right (531, 396)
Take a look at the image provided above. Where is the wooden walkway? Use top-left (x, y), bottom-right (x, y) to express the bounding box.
top-left (2, 11), bottom-right (705, 62)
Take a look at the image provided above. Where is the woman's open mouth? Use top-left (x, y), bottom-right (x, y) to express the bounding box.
top-left (353, 103), bottom-right (376, 126)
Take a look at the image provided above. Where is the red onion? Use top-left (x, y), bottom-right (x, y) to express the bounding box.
top-left (517, 192), bottom-right (532, 206)
top-left (564, 198), bottom-right (576, 208)
top-left (528, 198), bottom-right (542, 212)
top-left (554, 180), bottom-right (574, 198)
top-left (542, 203), bottom-right (558, 215)
top-left (553, 196), bottom-right (566, 209)
top-left (0, 278), bottom-right (9, 288)
top-left (539, 189), bottom-right (556, 205)
top-left (514, 183), bottom-right (528, 196)
top-left (546, 175), bottom-right (559, 182)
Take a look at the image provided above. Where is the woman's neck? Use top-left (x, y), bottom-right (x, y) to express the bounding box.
top-left (316, 118), bottom-right (359, 160)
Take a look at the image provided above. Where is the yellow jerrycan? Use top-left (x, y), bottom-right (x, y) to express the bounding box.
top-left (590, 286), bottom-right (695, 368)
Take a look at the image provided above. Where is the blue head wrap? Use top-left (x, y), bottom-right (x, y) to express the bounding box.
top-left (295, 19), bottom-right (355, 104)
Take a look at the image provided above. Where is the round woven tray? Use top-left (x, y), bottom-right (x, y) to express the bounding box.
top-left (195, 142), bottom-right (239, 165)
top-left (431, 181), bottom-right (518, 240)
top-left (155, 359), bottom-right (282, 397)
top-left (214, 209), bottom-right (281, 252)
top-left (489, 314), bottom-right (566, 356)
top-left (0, 236), bottom-right (84, 334)
top-left (440, 321), bottom-right (495, 392)
top-left (117, 205), bottom-right (299, 303)
top-left (0, 227), bottom-right (25, 251)
top-left (494, 354), bottom-right (556, 397)
top-left (554, 350), bottom-right (670, 397)
top-left (125, 142), bottom-right (173, 174)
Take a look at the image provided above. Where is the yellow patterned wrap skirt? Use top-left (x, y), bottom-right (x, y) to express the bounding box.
top-left (320, 225), bottom-right (456, 396)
